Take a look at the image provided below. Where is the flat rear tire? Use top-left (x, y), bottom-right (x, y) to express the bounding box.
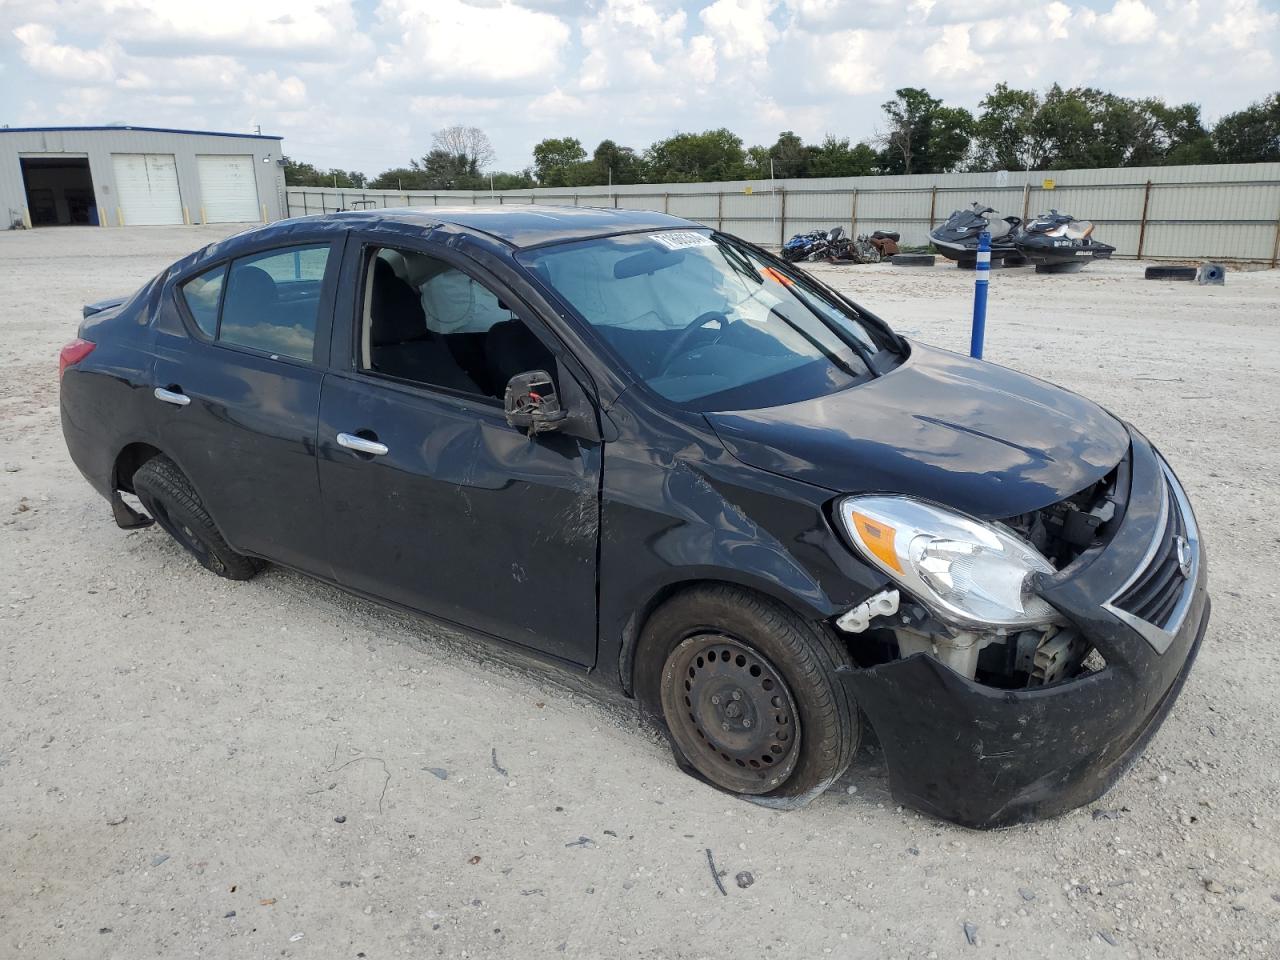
top-left (132, 455), bottom-right (262, 581)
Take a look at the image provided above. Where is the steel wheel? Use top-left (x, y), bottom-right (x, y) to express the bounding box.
top-left (660, 633), bottom-right (801, 794)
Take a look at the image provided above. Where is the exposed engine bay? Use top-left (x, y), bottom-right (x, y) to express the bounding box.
top-left (838, 462), bottom-right (1125, 689)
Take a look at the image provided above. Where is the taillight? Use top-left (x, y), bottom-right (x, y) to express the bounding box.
top-left (59, 338), bottom-right (95, 380)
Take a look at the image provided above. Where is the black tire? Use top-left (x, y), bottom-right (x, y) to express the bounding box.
top-left (1145, 265), bottom-right (1196, 281)
top-left (132, 455), bottom-right (262, 580)
top-left (891, 253), bottom-right (935, 266)
top-left (635, 584), bottom-right (859, 801)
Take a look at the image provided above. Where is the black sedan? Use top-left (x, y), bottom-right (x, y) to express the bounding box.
top-left (59, 206), bottom-right (1209, 827)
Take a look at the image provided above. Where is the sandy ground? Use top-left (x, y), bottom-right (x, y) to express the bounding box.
top-left (2, 224), bottom-right (1279, 960)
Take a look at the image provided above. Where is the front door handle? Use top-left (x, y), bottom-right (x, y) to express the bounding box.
top-left (337, 432), bottom-right (389, 457)
top-left (154, 387), bottom-right (190, 407)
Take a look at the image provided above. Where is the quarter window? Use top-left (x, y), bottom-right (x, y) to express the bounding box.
top-left (179, 264), bottom-right (225, 337)
top-left (359, 246), bottom-right (554, 400)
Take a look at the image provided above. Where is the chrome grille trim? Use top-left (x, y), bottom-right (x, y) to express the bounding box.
top-left (1102, 462), bottom-right (1200, 655)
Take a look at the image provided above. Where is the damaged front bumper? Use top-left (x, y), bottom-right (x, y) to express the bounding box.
top-left (839, 430), bottom-right (1209, 829)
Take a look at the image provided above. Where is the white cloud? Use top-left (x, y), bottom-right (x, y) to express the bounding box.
top-left (3, 0), bottom-right (1279, 175)
top-left (923, 24), bottom-right (982, 78)
top-left (1095, 0), bottom-right (1157, 44)
top-left (700, 0), bottom-right (777, 61)
top-left (371, 0), bottom-right (570, 86)
top-left (13, 23), bottom-right (116, 82)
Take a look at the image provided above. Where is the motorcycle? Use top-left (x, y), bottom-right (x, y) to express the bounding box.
top-left (1014, 210), bottom-right (1115, 273)
top-left (929, 203), bottom-right (1022, 266)
top-left (781, 228), bottom-right (831, 262)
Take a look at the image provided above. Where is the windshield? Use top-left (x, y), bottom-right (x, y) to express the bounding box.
top-left (519, 230), bottom-right (892, 411)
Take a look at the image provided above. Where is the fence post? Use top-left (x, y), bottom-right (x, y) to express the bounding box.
top-left (928, 185), bottom-right (938, 229)
top-left (778, 187), bottom-right (787, 247)
top-left (850, 189), bottom-right (858, 236)
top-left (1272, 199), bottom-right (1280, 268)
top-left (663, 193), bottom-right (670, 214)
top-left (338, 191), bottom-right (345, 212)
top-left (717, 191), bottom-right (724, 231)
top-left (1136, 180), bottom-right (1153, 260)
top-left (1021, 183), bottom-right (1030, 222)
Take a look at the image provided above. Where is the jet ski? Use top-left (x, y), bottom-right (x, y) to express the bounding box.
top-left (929, 203), bottom-right (1022, 266)
top-left (1014, 210), bottom-right (1116, 273)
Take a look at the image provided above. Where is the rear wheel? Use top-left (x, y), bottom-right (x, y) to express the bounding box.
top-left (132, 455), bottom-right (261, 581)
top-left (636, 585), bottom-right (859, 799)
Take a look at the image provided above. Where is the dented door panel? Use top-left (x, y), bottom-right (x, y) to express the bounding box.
top-left (317, 372), bottom-right (601, 666)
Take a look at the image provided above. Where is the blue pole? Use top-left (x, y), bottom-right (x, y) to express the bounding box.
top-left (970, 231), bottom-right (991, 359)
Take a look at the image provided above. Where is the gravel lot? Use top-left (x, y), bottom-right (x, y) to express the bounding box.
top-left (2, 224), bottom-right (1278, 960)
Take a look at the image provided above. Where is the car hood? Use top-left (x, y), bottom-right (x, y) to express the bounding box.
top-left (705, 341), bottom-right (1130, 519)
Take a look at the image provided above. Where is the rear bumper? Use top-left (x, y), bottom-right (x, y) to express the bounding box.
top-left (839, 430), bottom-right (1208, 828)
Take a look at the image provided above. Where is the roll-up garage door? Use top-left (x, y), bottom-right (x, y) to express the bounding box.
top-left (111, 154), bottom-right (183, 225)
top-left (197, 155), bottom-right (260, 223)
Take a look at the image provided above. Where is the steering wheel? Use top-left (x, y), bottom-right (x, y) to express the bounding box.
top-left (659, 310), bottom-right (731, 372)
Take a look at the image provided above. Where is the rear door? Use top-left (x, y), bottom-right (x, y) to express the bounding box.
top-left (316, 236), bottom-right (602, 665)
top-left (152, 239), bottom-right (342, 574)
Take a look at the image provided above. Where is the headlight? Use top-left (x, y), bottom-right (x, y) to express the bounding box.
top-left (838, 495), bottom-right (1062, 629)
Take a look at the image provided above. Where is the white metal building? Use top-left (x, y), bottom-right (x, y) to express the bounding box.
top-left (0, 125), bottom-right (287, 229)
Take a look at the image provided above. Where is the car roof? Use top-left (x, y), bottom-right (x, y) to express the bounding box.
top-left (261, 204), bottom-right (700, 251)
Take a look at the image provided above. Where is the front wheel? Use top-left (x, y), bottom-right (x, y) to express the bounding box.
top-left (636, 585), bottom-right (860, 800)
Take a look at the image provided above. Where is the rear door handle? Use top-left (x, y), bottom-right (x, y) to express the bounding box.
top-left (337, 432), bottom-right (389, 457)
top-left (154, 387), bottom-right (190, 407)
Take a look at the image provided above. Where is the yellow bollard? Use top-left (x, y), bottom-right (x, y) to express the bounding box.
top-left (260, 203), bottom-right (268, 223)
top-left (21, 206), bottom-right (32, 229)
top-left (183, 206), bottom-right (191, 225)
top-left (116, 207), bottom-right (124, 227)
top-left (199, 206), bottom-right (206, 224)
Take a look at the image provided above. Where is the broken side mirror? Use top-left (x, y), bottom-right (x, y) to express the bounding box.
top-left (503, 370), bottom-right (567, 435)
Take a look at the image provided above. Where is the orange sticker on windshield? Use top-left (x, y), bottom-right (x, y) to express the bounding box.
top-left (761, 266), bottom-right (795, 286)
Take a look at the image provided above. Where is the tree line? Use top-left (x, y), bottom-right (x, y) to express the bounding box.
top-left (285, 86), bottom-right (1280, 191)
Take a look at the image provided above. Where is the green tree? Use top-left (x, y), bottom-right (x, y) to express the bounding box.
top-left (591, 139), bottom-right (644, 185)
top-left (283, 156), bottom-right (367, 188)
top-left (644, 128), bottom-right (748, 182)
top-left (973, 83), bottom-right (1043, 171)
top-left (532, 137), bottom-right (588, 186)
top-left (1212, 93), bottom-right (1280, 163)
top-left (1150, 101), bottom-right (1216, 164)
top-left (489, 170), bottom-right (537, 190)
top-left (878, 88), bottom-right (974, 174)
top-left (806, 136), bottom-right (879, 178)
top-left (766, 130), bottom-right (809, 178)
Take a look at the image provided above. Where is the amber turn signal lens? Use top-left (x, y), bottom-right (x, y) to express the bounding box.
top-left (851, 511), bottom-right (902, 573)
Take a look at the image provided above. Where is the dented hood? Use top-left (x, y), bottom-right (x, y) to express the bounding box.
top-left (706, 341), bottom-right (1130, 519)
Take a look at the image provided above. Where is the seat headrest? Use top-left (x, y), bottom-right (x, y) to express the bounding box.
top-left (370, 258), bottom-right (428, 346)
top-left (226, 265), bottom-right (278, 313)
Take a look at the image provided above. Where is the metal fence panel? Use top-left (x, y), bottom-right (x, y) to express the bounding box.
top-left (286, 161), bottom-right (1280, 263)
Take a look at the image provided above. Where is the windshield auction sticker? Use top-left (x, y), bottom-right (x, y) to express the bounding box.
top-left (652, 231), bottom-right (715, 250)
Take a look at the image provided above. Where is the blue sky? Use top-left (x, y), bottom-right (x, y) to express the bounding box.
top-left (2, 1), bottom-right (1278, 176)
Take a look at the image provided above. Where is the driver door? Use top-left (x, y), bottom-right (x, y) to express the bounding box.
top-left (316, 238), bottom-right (602, 666)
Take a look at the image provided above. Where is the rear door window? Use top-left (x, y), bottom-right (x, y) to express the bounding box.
top-left (218, 245), bottom-right (331, 361)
